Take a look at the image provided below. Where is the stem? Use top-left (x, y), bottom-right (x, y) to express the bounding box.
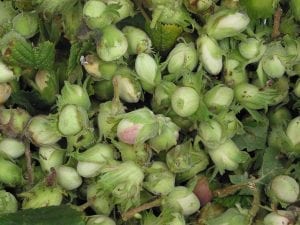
top-left (66, 137), bottom-right (75, 153)
top-left (24, 140), bottom-right (33, 186)
top-left (112, 77), bottom-right (120, 104)
top-left (45, 168), bottom-right (57, 187)
top-left (133, 0), bottom-right (151, 22)
top-left (150, 8), bottom-right (163, 29)
top-left (247, 182), bottom-right (260, 225)
top-left (121, 198), bottom-right (162, 221)
top-left (271, 7), bottom-right (282, 39)
top-left (212, 183), bottom-right (249, 198)
top-left (78, 200), bottom-right (93, 212)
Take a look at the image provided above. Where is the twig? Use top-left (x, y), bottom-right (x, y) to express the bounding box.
top-left (122, 198), bottom-right (162, 221)
top-left (271, 7), bottom-right (282, 39)
top-left (133, 0), bottom-right (151, 22)
top-left (24, 140), bottom-right (33, 186)
top-left (45, 168), bottom-right (57, 187)
top-left (78, 200), bottom-right (93, 212)
top-left (248, 182), bottom-right (260, 225)
top-left (213, 183), bottom-right (249, 198)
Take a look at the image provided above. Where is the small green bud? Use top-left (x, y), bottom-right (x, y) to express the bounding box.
top-left (56, 165), bottom-right (82, 191)
top-left (204, 85), bottom-right (234, 112)
top-left (123, 26), bottom-right (152, 55)
top-left (97, 161), bottom-right (144, 211)
top-left (262, 55), bottom-right (285, 79)
top-left (148, 115), bottom-right (179, 153)
top-left (166, 42), bottom-right (198, 74)
top-left (197, 35), bottom-right (223, 75)
top-left (224, 58), bottom-right (248, 87)
top-left (208, 139), bottom-right (249, 174)
top-left (117, 108), bottom-right (159, 145)
top-left (39, 145), bottom-right (65, 172)
top-left (286, 116), bottom-right (300, 147)
top-left (97, 25), bottom-right (128, 62)
top-left (162, 186), bottom-right (200, 216)
top-left (57, 81), bottom-right (91, 110)
top-left (0, 61), bottom-right (15, 83)
top-left (0, 157), bottom-right (23, 187)
top-left (0, 137), bottom-right (25, 159)
top-left (0, 107), bottom-right (31, 137)
top-left (83, 55), bottom-right (118, 80)
top-left (21, 182), bottom-right (63, 209)
top-left (112, 140), bottom-right (150, 166)
top-left (58, 104), bottom-right (89, 136)
top-left (143, 162), bottom-right (175, 195)
top-left (25, 115), bottom-right (62, 146)
top-left (114, 67), bottom-right (142, 103)
top-left (0, 190), bottom-right (18, 214)
top-left (205, 9), bottom-right (250, 40)
top-left (267, 175), bottom-right (299, 207)
top-left (263, 210), bottom-right (295, 225)
top-left (0, 83), bottom-right (11, 105)
top-left (234, 83), bottom-right (280, 110)
top-left (135, 53), bottom-right (161, 93)
top-left (83, 0), bottom-right (113, 30)
top-left (198, 120), bottom-right (226, 149)
top-left (101, 0), bottom-right (134, 23)
top-left (12, 12), bottom-right (38, 39)
top-left (171, 86), bottom-right (200, 117)
top-left (87, 183), bottom-right (114, 215)
top-left (238, 38), bottom-right (263, 60)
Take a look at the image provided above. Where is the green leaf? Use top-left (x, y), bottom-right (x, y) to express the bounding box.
top-left (10, 41), bottom-right (35, 68)
top-left (10, 40), bottom-right (55, 70)
top-left (9, 90), bottom-right (50, 114)
top-left (258, 147), bottom-right (284, 185)
top-left (145, 22), bottom-right (183, 55)
top-left (229, 173), bottom-right (249, 185)
top-left (213, 195), bottom-right (252, 208)
top-left (233, 116), bottom-right (269, 151)
top-left (67, 41), bottom-right (93, 76)
top-left (34, 42), bottom-right (55, 70)
top-left (0, 205), bottom-right (86, 225)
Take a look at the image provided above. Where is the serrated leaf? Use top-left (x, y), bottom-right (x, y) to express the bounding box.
top-left (34, 42), bottom-right (55, 70)
top-left (10, 41), bottom-right (35, 67)
top-left (213, 195), bottom-right (252, 208)
top-left (10, 40), bottom-right (55, 70)
top-left (258, 147), bottom-right (284, 185)
top-left (0, 205), bottom-right (86, 225)
top-left (145, 22), bottom-right (183, 54)
top-left (233, 116), bottom-right (269, 151)
top-left (9, 90), bottom-right (50, 114)
top-left (67, 41), bottom-right (92, 75)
